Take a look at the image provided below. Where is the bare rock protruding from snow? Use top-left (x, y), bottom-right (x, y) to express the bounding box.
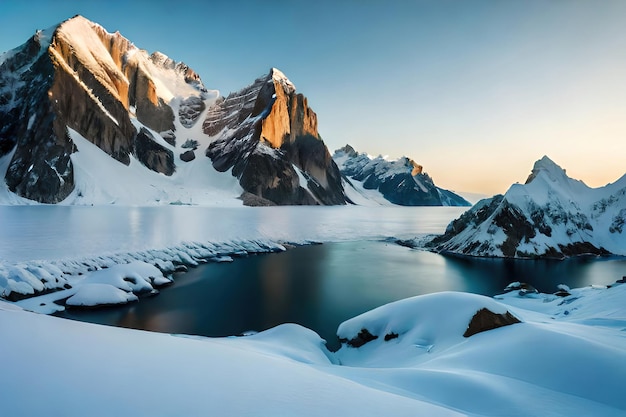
top-left (463, 308), bottom-right (521, 337)
top-left (178, 95), bottom-right (205, 128)
top-left (134, 128), bottom-right (175, 175)
top-left (333, 144), bottom-right (470, 207)
top-left (179, 150), bottom-right (195, 162)
top-left (205, 68), bottom-right (347, 206)
top-left (428, 156), bottom-right (626, 258)
top-left (0, 15), bottom-right (207, 203)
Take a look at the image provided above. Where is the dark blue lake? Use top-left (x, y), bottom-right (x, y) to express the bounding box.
top-left (58, 240), bottom-right (626, 350)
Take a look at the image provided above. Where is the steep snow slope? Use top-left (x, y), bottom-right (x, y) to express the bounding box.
top-left (427, 156), bottom-right (626, 258)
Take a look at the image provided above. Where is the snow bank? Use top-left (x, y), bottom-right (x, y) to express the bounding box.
top-left (66, 283), bottom-right (138, 307)
top-left (5, 239), bottom-right (286, 309)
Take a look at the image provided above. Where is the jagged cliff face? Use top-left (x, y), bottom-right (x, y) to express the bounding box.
top-left (427, 156), bottom-right (626, 258)
top-left (333, 145), bottom-right (470, 207)
top-left (205, 68), bottom-right (346, 206)
top-left (0, 16), bottom-right (207, 203)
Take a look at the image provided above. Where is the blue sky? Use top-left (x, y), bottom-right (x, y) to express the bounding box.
top-left (1, 0), bottom-right (625, 194)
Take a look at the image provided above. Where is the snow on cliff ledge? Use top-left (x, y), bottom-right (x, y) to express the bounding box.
top-left (427, 156), bottom-right (626, 258)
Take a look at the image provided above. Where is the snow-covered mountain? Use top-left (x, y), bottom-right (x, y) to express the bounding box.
top-left (427, 156), bottom-right (626, 258)
top-left (333, 144), bottom-right (470, 206)
top-left (0, 16), bottom-right (347, 206)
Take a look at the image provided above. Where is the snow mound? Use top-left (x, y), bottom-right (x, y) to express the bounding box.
top-left (80, 261), bottom-right (165, 293)
top-left (66, 283), bottom-right (138, 307)
top-left (337, 292), bottom-right (520, 367)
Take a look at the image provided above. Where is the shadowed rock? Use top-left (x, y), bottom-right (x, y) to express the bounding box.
top-left (179, 150), bottom-right (195, 162)
top-left (339, 328), bottom-right (378, 348)
top-left (134, 128), bottom-right (175, 175)
top-left (463, 308), bottom-right (521, 338)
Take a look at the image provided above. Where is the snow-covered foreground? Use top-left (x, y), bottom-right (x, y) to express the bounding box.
top-left (2, 285), bottom-right (625, 416)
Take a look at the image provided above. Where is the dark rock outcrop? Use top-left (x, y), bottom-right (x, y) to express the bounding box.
top-left (1, 29), bottom-right (76, 202)
top-left (205, 68), bottom-right (347, 206)
top-left (133, 128), bottom-right (175, 175)
top-left (463, 308), bottom-right (521, 337)
top-left (178, 95), bottom-right (205, 128)
top-left (339, 328), bottom-right (378, 348)
top-left (179, 149), bottom-right (195, 162)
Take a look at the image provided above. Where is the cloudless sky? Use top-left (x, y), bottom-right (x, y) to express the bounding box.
top-left (1, 0), bottom-right (625, 195)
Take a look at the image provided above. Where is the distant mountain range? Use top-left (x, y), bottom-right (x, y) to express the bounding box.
top-left (333, 145), bottom-right (470, 207)
top-left (425, 156), bottom-right (626, 258)
top-left (0, 16), bottom-right (472, 207)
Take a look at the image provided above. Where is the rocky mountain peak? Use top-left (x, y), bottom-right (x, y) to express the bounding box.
top-left (205, 68), bottom-right (346, 205)
top-left (525, 155), bottom-right (568, 185)
top-left (428, 156), bottom-right (625, 258)
top-left (0, 15), bottom-right (210, 203)
top-left (335, 144), bottom-right (358, 158)
top-left (408, 158), bottom-right (423, 176)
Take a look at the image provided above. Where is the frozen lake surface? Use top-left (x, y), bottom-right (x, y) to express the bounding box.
top-left (0, 205), bottom-right (465, 262)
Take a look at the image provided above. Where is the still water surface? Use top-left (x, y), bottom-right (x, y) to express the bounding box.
top-left (59, 240), bottom-right (626, 350)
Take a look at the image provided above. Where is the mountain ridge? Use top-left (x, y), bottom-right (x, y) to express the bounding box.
top-left (334, 144), bottom-right (470, 207)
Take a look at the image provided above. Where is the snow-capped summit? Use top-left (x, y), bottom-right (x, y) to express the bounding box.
top-left (526, 155), bottom-right (569, 183)
top-left (427, 156), bottom-right (626, 258)
top-left (269, 67), bottom-right (296, 95)
top-left (333, 144), bottom-right (470, 207)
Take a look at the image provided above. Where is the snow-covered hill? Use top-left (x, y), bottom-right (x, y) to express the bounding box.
top-left (333, 144), bottom-right (470, 207)
top-left (3, 283), bottom-right (626, 416)
top-left (427, 156), bottom-right (626, 258)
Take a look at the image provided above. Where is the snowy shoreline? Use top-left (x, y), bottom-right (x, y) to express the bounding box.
top-left (3, 238), bottom-right (307, 312)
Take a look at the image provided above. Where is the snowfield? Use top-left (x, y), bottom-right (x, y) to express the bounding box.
top-left (2, 285), bottom-right (625, 416)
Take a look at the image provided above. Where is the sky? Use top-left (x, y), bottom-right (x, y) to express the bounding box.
top-left (0, 0), bottom-right (625, 195)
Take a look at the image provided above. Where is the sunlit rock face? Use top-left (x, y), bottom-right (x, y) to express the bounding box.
top-left (205, 68), bottom-right (347, 206)
top-left (0, 15), bottom-right (206, 203)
